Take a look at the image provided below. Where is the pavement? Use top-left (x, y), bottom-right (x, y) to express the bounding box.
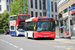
top-left (56, 36), bottom-right (75, 41)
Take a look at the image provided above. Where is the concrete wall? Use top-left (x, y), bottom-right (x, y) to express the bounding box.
top-left (28, 0), bottom-right (58, 19)
top-left (0, 0), bottom-right (7, 14)
top-left (58, 0), bottom-right (75, 13)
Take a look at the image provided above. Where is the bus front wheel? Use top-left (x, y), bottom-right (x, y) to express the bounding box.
top-left (32, 33), bottom-right (35, 39)
top-left (26, 33), bottom-right (29, 39)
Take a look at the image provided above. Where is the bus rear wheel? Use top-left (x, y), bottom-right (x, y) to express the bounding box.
top-left (26, 33), bottom-right (29, 39)
top-left (32, 33), bottom-right (36, 40)
top-left (51, 38), bottom-right (55, 40)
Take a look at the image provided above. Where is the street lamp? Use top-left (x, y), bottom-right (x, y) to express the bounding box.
top-left (23, 0), bottom-right (25, 14)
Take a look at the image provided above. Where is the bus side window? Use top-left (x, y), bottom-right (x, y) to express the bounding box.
top-left (25, 23), bottom-right (27, 31)
top-left (27, 22), bottom-right (34, 31)
top-left (11, 26), bottom-right (14, 30)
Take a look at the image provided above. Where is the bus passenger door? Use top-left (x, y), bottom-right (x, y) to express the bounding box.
top-left (10, 25), bottom-right (15, 36)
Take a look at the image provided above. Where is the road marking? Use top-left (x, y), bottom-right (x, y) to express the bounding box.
top-left (0, 39), bottom-right (23, 50)
top-left (20, 48), bottom-right (23, 50)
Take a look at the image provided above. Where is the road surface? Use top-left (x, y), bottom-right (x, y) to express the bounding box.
top-left (0, 34), bottom-right (75, 50)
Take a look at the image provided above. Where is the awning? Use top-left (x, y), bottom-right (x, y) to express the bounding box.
top-left (71, 11), bottom-right (75, 14)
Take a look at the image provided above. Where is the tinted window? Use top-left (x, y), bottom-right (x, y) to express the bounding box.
top-left (11, 26), bottom-right (14, 30)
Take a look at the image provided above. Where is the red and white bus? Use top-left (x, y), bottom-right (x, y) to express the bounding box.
top-left (9, 14), bottom-right (30, 36)
top-left (25, 16), bottom-right (55, 39)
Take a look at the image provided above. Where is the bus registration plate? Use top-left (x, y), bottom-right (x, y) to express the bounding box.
top-left (44, 36), bottom-right (48, 37)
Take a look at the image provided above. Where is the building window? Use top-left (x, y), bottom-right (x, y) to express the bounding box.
top-left (35, 0), bottom-right (37, 9)
top-left (31, 11), bottom-right (33, 17)
top-left (43, 0), bottom-right (46, 10)
top-left (40, 13), bottom-right (42, 16)
top-left (51, 1), bottom-right (53, 12)
top-left (43, 12), bottom-right (46, 16)
top-left (55, 2), bottom-right (57, 12)
top-left (39, 0), bottom-right (41, 10)
top-left (0, 5), bottom-right (1, 11)
top-left (7, 5), bottom-right (9, 11)
top-left (72, 13), bottom-right (75, 16)
top-left (52, 14), bottom-right (54, 17)
top-left (0, 0), bottom-right (1, 2)
top-left (55, 15), bottom-right (57, 20)
top-left (59, 12), bottom-right (62, 19)
top-left (11, 26), bottom-right (14, 30)
top-left (7, 0), bottom-right (8, 2)
top-left (71, 4), bottom-right (75, 6)
top-left (31, 0), bottom-right (33, 8)
top-left (64, 8), bottom-right (68, 13)
top-left (35, 12), bottom-right (38, 17)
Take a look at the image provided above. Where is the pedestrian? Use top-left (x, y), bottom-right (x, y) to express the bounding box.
top-left (4, 28), bottom-right (7, 35)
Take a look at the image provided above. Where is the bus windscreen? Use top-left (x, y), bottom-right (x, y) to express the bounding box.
top-left (38, 18), bottom-right (53, 21)
top-left (19, 21), bottom-right (25, 25)
top-left (37, 22), bottom-right (55, 31)
top-left (19, 15), bottom-right (30, 20)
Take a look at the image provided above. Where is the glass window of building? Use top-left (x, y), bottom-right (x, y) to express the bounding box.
top-left (43, 0), bottom-right (46, 10)
top-left (0, 5), bottom-right (1, 11)
top-left (51, 1), bottom-right (53, 12)
top-left (40, 13), bottom-right (42, 16)
top-left (7, 5), bottom-right (9, 11)
top-left (52, 14), bottom-right (54, 17)
top-left (35, 0), bottom-right (37, 9)
top-left (55, 15), bottom-right (57, 20)
top-left (64, 8), bottom-right (68, 13)
top-left (71, 4), bottom-right (75, 6)
top-left (0, 0), bottom-right (1, 2)
top-left (31, 11), bottom-right (33, 17)
top-left (35, 12), bottom-right (38, 17)
top-left (43, 12), bottom-right (46, 16)
top-left (31, 0), bottom-right (33, 8)
top-left (39, 0), bottom-right (41, 10)
top-left (55, 2), bottom-right (57, 12)
top-left (7, 0), bottom-right (8, 2)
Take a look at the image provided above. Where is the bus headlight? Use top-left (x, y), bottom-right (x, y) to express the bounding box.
top-left (37, 34), bottom-right (41, 36)
top-left (50, 34), bottom-right (54, 36)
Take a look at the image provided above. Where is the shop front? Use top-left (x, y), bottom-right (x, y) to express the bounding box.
top-left (59, 16), bottom-right (75, 38)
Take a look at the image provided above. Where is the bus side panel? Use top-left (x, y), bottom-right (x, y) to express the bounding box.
top-left (16, 31), bottom-right (25, 36)
top-left (33, 31), bottom-right (55, 38)
top-left (9, 20), bottom-right (16, 36)
top-left (27, 31), bottom-right (33, 38)
top-left (10, 31), bottom-right (16, 36)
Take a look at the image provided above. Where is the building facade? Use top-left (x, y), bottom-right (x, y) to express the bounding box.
top-left (0, 0), bottom-right (13, 14)
top-left (28, 0), bottom-right (58, 20)
top-left (58, 0), bottom-right (75, 19)
top-left (0, 0), bottom-right (58, 20)
top-left (57, 0), bottom-right (75, 37)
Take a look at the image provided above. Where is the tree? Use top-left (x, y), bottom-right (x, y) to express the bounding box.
top-left (10, 0), bottom-right (28, 15)
top-left (0, 10), bottom-right (9, 30)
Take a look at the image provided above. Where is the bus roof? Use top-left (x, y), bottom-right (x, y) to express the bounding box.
top-left (25, 17), bottom-right (36, 22)
top-left (10, 15), bottom-right (17, 17)
top-left (10, 14), bottom-right (30, 17)
top-left (25, 16), bottom-right (55, 22)
top-left (17, 14), bottom-right (30, 16)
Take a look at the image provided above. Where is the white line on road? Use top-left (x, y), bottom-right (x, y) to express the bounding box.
top-left (20, 48), bottom-right (23, 50)
top-left (0, 39), bottom-right (24, 50)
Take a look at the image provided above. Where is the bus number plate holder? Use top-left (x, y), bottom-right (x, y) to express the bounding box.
top-left (44, 36), bottom-right (48, 37)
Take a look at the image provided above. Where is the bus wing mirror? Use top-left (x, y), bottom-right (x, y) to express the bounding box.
top-left (34, 27), bottom-right (36, 30)
top-left (55, 21), bottom-right (57, 24)
top-left (16, 27), bottom-right (18, 30)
